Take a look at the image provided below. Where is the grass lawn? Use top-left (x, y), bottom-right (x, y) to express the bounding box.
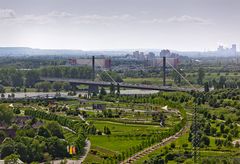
top-left (85, 120), bottom-right (168, 163)
top-left (123, 77), bottom-right (173, 85)
top-left (89, 135), bottom-right (143, 153)
top-left (92, 120), bottom-right (165, 136)
top-left (132, 132), bottom-right (191, 164)
top-left (63, 129), bottom-right (77, 144)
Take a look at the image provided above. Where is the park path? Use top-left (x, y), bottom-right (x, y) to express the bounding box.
top-left (79, 114), bottom-right (90, 126)
top-left (121, 124), bottom-right (188, 164)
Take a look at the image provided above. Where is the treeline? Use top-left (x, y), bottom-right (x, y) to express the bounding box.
top-left (0, 66), bottom-right (92, 88)
top-left (209, 76), bottom-right (240, 89)
top-left (0, 56), bottom-right (66, 69)
top-left (191, 89), bottom-right (240, 109)
top-left (101, 92), bottom-right (190, 110)
top-left (40, 66), bottom-right (92, 79)
top-left (0, 66), bottom-right (123, 89)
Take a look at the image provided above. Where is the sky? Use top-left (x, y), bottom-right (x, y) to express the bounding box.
top-left (0, 0), bottom-right (239, 51)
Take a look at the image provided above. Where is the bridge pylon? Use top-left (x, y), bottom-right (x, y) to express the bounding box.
top-left (88, 56), bottom-right (99, 96)
top-left (92, 56), bottom-right (95, 81)
top-left (163, 56), bottom-right (166, 86)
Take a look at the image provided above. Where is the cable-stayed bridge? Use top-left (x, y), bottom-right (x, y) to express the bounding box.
top-left (40, 77), bottom-right (196, 92)
top-left (40, 56), bottom-right (201, 93)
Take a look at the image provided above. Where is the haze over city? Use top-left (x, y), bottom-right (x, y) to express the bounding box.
top-left (0, 0), bottom-right (240, 51)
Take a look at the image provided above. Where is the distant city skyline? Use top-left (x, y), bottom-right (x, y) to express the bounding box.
top-left (0, 0), bottom-right (239, 51)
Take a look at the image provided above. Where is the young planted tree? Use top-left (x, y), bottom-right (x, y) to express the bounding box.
top-left (197, 67), bottom-right (205, 85)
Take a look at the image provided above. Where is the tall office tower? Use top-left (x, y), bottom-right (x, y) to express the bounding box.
top-left (232, 44), bottom-right (237, 54)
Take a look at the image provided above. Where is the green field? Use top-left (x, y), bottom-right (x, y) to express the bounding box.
top-left (123, 77), bottom-right (173, 85)
top-left (84, 120), bottom-right (169, 163)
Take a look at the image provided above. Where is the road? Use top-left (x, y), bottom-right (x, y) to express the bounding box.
top-left (0, 89), bottom-right (159, 100)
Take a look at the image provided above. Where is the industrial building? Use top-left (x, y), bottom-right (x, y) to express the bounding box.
top-left (151, 58), bottom-right (179, 68)
top-left (68, 58), bottom-right (111, 69)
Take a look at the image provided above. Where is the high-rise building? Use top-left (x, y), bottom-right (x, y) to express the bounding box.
top-left (232, 44), bottom-right (237, 53)
top-left (132, 51), bottom-right (145, 60)
top-left (146, 52), bottom-right (155, 60)
top-left (133, 51), bottom-right (140, 58)
top-left (217, 44), bottom-right (237, 55)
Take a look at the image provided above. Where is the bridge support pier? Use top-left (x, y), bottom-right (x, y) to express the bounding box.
top-left (88, 85), bottom-right (99, 96)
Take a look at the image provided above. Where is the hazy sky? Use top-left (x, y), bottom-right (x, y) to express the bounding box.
top-left (0, 0), bottom-right (239, 51)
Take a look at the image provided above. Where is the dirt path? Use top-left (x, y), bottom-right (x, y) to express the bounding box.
top-left (121, 125), bottom-right (188, 164)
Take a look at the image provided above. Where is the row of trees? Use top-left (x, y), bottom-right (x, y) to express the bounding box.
top-left (0, 67), bottom-right (123, 89)
top-left (103, 123), bottom-right (185, 163)
top-left (35, 81), bottom-right (72, 92)
top-left (0, 67), bottom-right (90, 88)
top-left (24, 109), bottom-right (96, 135)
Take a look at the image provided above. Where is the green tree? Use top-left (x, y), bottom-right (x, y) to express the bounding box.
top-left (1, 143), bottom-right (15, 158)
top-left (220, 123), bottom-right (225, 133)
top-left (197, 68), bottom-right (205, 85)
top-left (0, 84), bottom-right (5, 93)
top-left (0, 130), bottom-right (6, 142)
top-left (10, 70), bottom-right (24, 87)
top-left (38, 126), bottom-right (51, 138)
top-left (4, 154), bottom-right (21, 164)
top-left (104, 126), bottom-right (111, 135)
top-left (204, 82), bottom-right (209, 92)
top-left (35, 82), bottom-right (51, 92)
top-left (110, 83), bottom-right (115, 95)
top-left (117, 83), bottom-right (120, 95)
top-left (219, 76), bottom-right (226, 89)
top-left (100, 87), bottom-right (107, 96)
top-left (46, 121), bottom-right (64, 138)
top-left (62, 82), bottom-right (71, 91)
top-left (15, 142), bottom-right (28, 162)
top-left (0, 106), bottom-right (14, 125)
top-left (25, 70), bottom-right (40, 87)
top-left (47, 137), bottom-right (68, 158)
top-left (52, 82), bottom-right (62, 91)
top-left (201, 135), bottom-right (210, 146)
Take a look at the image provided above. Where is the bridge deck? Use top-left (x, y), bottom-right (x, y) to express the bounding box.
top-left (40, 77), bottom-right (197, 92)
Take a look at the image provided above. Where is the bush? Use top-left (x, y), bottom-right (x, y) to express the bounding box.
top-left (13, 108), bottom-right (21, 114)
top-left (170, 142), bottom-right (176, 148)
top-left (182, 143), bottom-right (188, 148)
top-left (165, 153), bottom-right (175, 161)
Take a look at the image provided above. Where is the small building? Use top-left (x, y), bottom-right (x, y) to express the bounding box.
top-left (92, 104), bottom-right (106, 110)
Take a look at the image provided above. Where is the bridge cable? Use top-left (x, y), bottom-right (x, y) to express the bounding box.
top-left (166, 59), bottom-right (200, 163)
top-left (94, 62), bottom-right (117, 84)
top-left (166, 60), bottom-right (197, 91)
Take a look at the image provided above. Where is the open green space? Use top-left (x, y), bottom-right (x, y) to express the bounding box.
top-left (123, 77), bottom-right (173, 85)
